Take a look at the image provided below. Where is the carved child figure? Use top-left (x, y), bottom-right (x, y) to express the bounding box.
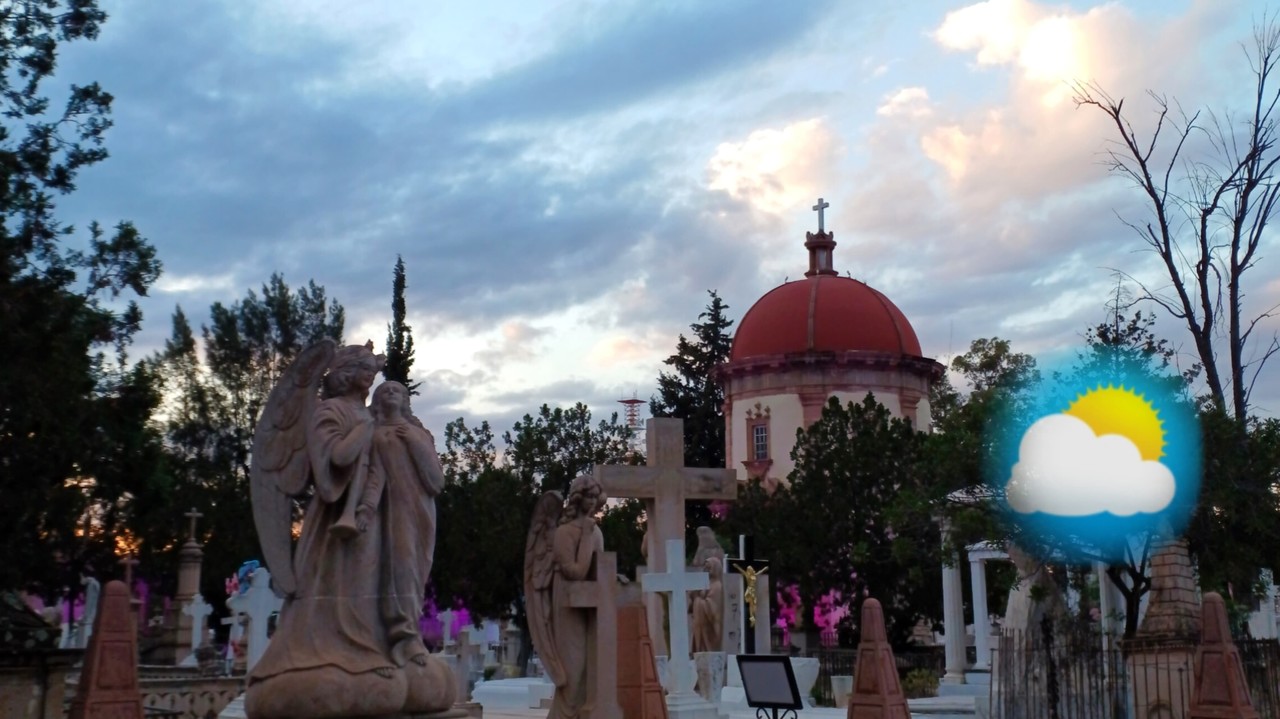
top-left (367, 380), bottom-right (446, 666)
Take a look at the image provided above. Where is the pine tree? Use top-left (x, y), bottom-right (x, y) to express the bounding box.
top-left (383, 255), bottom-right (420, 394)
top-left (650, 291), bottom-right (734, 537)
top-left (650, 290), bottom-right (734, 468)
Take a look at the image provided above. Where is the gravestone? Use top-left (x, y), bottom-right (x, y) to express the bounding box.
top-left (641, 540), bottom-right (717, 719)
top-left (597, 418), bottom-right (737, 655)
top-left (1189, 592), bottom-right (1259, 719)
top-left (179, 594), bottom-right (213, 667)
top-left (618, 603), bottom-right (669, 719)
top-left (457, 625), bottom-right (486, 700)
top-left (68, 581), bottom-right (143, 719)
top-left (439, 609), bottom-right (457, 651)
top-left (225, 567), bottom-right (281, 673)
top-left (847, 598), bottom-right (908, 719)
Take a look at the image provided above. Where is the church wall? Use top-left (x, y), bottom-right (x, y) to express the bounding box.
top-left (729, 391), bottom-right (803, 484)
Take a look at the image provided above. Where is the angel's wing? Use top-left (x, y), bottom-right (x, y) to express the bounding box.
top-left (523, 491), bottom-right (566, 687)
top-left (250, 339), bottom-right (335, 599)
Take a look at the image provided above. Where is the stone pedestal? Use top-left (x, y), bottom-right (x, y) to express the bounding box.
top-left (693, 652), bottom-right (725, 704)
top-left (1124, 639), bottom-right (1195, 719)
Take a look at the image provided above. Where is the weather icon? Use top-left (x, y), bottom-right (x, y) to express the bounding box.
top-left (990, 362), bottom-right (1200, 561)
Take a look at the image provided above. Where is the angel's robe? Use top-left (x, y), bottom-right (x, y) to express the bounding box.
top-left (549, 517), bottom-right (605, 719)
top-left (251, 395), bottom-right (393, 680)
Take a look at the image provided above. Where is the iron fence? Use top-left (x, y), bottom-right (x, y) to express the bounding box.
top-left (806, 646), bottom-right (945, 706)
top-left (991, 622), bottom-right (1280, 719)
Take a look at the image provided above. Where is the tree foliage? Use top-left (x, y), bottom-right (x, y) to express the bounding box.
top-left (728, 395), bottom-right (941, 646)
top-left (0, 1), bottom-right (165, 595)
top-left (503, 402), bottom-right (632, 495)
top-left (432, 406), bottom-right (635, 674)
top-left (383, 255), bottom-right (420, 395)
top-left (650, 290), bottom-right (734, 469)
top-left (154, 274), bottom-right (343, 603)
top-left (650, 290), bottom-right (734, 539)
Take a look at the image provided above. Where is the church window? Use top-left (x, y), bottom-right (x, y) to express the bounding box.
top-left (752, 424), bottom-right (769, 460)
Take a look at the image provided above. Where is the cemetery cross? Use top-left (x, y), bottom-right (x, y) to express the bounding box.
top-left (641, 539), bottom-right (709, 699)
top-left (596, 417), bottom-right (736, 655)
top-left (728, 535), bottom-right (770, 654)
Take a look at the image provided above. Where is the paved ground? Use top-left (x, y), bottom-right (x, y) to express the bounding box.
top-left (477, 696), bottom-right (981, 719)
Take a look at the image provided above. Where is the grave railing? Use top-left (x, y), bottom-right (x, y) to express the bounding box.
top-left (991, 624), bottom-right (1280, 719)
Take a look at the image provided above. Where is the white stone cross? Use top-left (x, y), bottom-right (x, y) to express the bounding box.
top-left (438, 609), bottom-right (457, 649)
top-left (597, 417), bottom-right (736, 654)
top-left (812, 197), bottom-right (830, 232)
top-left (227, 567), bottom-right (282, 673)
top-left (179, 593), bottom-right (214, 666)
top-left (641, 539), bottom-right (708, 698)
top-left (457, 624), bottom-right (487, 700)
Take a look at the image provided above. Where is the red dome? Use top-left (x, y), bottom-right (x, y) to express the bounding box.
top-left (730, 275), bottom-right (922, 361)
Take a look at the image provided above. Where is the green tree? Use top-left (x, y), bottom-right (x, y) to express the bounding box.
top-left (441, 417), bottom-right (497, 484)
top-left (155, 274), bottom-right (343, 604)
top-left (383, 255), bottom-right (420, 394)
top-left (503, 402), bottom-right (632, 495)
top-left (650, 290), bottom-right (734, 540)
top-left (0, 1), bottom-right (165, 596)
top-left (779, 395), bottom-right (941, 646)
top-left (432, 408), bottom-right (639, 674)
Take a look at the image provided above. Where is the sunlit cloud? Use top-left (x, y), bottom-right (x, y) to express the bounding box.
top-left (707, 118), bottom-right (838, 216)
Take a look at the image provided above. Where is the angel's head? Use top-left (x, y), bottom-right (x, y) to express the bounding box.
top-left (373, 380), bottom-right (410, 420)
top-left (562, 474), bottom-right (606, 521)
top-left (323, 341), bottom-right (386, 400)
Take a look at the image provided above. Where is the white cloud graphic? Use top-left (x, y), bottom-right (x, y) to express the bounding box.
top-left (1006, 414), bottom-right (1175, 516)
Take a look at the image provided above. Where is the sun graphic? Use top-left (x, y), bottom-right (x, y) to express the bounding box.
top-left (1063, 385), bottom-right (1165, 461)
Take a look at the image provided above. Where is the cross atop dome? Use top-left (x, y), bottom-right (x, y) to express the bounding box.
top-left (804, 197), bottom-right (837, 277)
top-left (812, 197), bottom-right (830, 232)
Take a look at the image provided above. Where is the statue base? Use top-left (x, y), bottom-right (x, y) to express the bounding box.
top-left (666, 689), bottom-right (723, 719)
top-left (244, 656), bottom-right (457, 719)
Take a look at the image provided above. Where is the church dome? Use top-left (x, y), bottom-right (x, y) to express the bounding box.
top-left (730, 274), bottom-right (922, 361)
top-left (729, 218), bottom-right (923, 362)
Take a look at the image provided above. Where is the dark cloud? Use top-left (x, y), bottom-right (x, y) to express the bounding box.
top-left (441, 0), bottom-right (836, 124)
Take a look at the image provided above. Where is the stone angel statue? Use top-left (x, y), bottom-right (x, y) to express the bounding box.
top-left (524, 475), bottom-right (621, 719)
top-left (244, 339), bottom-right (455, 719)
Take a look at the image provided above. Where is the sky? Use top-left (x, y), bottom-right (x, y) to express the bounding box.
top-left (51, 0), bottom-right (1280, 435)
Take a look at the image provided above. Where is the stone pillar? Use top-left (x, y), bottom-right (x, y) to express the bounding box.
top-left (940, 521), bottom-right (966, 684)
top-left (1124, 536), bottom-right (1201, 719)
top-left (798, 391), bottom-right (827, 427)
top-left (969, 556), bottom-right (991, 671)
top-left (1095, 561), bottom-right (1125, 652)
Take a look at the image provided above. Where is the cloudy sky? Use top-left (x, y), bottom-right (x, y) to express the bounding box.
top-left (53, 0), bottom-right (1280, 433)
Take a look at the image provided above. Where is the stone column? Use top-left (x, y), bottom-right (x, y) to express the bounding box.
top-left (940, 520), bottom-right (967, 684)
top-left (1095, 561), bottom-right (1125, 652)
top-left (969, 556), bottom-right (991, 671)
